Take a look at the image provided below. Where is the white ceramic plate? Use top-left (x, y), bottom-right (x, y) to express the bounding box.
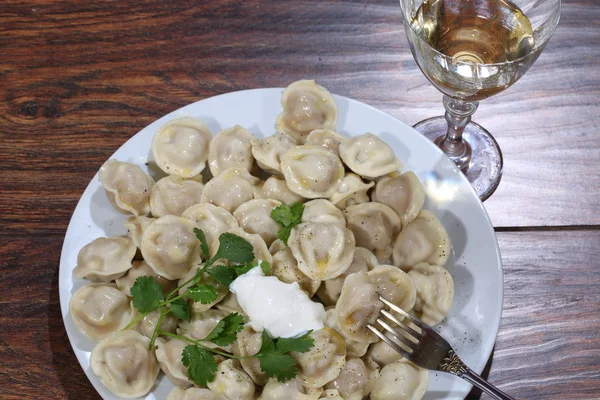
top-left (59, 88), bottom-right (503, 400)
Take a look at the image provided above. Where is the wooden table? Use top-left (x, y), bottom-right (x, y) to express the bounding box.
top-left (1, 0), bottom-right (599, 398)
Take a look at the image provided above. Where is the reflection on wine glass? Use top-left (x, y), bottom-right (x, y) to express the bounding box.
top-left (399, 0), bottom-right (561, 200)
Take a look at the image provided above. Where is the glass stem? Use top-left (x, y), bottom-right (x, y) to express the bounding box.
top-left (435, 95), bottom-right (478, 173)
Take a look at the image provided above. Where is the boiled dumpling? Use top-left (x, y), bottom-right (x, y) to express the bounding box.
top-left (137, 308), bottom-right (178, 338)
top-left (215, 292), bottom-right (244, 315)
top-left (408, 262), bottom-right (455, 326)
top-left (288, 222), bottom-right (355, 280)
top-left (259, 378), bottom-right (322, 400)
top-left (291, 327), bottom-right (346, 388)
top-left (328, 173), bottom-right (374, 210)
top-left (167, 387), bottom-right (223, 400)
top-left (200, 167), bottom-right (260, 212)
top-left (371, 361), bottom-right (429, 400)
top-left (339, 133), bottom-right (402, 179)
top-left (141, 215), bottom-right (202, 280)
top-left (115, 260), bottom-right (176, 297)
top-left (367, 265), bottom-right (417, 312)
top-left (368, 336), bottom-right (406, 367)
top-left (317, 247), bottom-right (378, 306)
top-left (181, 203), bottom-right (239, 248)
top-left (276, 80), bottom-right (338, 144)
top-left (73, 237), bottom-right (136, 282)
top-left (150, 176), bottom-right (204, 217)
top-left (281, 145), bottom-right (345, 198)
top-left (209, 227), bottom-right (273, 266)
top-left (251, 132), bottom-right (298, 174)
top-left (272, 247), bottom-right (321, 297)
top-left (207, 359), bottom-right (256, 400)
top-left (152, 117), bottom-right (212, 178)
top-left (99, 159), bottom-right (155, 216)
top-left (372, 171), bottom-right (425, 228)
top-left (155, 337), bottom-right (193, 387)
top-left (208, 125), bottom-right (254, 176)
top-left (302, 199), bottom-right (346, 227)
top-left (232, 326), bottom-right (269, 386)
top-left (178, 309), bottom-right (233, 352)
top-left (319, 389), bottom-right (344, 399)
top-left (70, 283), bottom-right (134, 341)
top-left (260, 176), bottom-right (305, 204)
top-left (125, 216), bottom-right (156, 251)
top-left (323, 307), bottom-right (369, 358)
top-left (392, 210), bottom-right (451, 270)
top-left (325, 356), bottom-right (380, 400)
top-left (233, 199), bottom-right (282, 246)
top-left (344, 202), bottom-right (402, 263)
top-left (91, 331), bottom-right (159, 398)
top-left (306, 129), bottom-right (345, 156)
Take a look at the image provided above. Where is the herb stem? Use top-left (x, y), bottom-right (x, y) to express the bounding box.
top-left (148, 310), bottom-right (167, 350)
top-left (158, 331), bottom-right (244, 360)
top-left (122, 310), bottom-right (148, 331)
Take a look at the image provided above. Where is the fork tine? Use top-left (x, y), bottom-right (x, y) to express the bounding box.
top-left (379, 296), bottom-right (424, 328)
top-left (376, 318), bottom-right (418, 350)
top-left (380, 309), bottom-right (423, 339)
top-left (367, 325), bottom-right (413, 359)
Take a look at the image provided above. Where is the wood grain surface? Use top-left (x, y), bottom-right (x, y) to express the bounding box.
top-left (1, 0), bottom-right (599, 399)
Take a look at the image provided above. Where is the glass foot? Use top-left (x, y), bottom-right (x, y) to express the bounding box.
top-left (413, 116), bottom-right (503, 201)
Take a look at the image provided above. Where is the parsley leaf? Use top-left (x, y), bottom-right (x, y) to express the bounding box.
top-left (131, 276), bottom-right (164, 313)
top-left (232, 263), bottom-right (255, 276)
top-left (204, 313), bottom-right (245, 347)
top-left (257, 353), bottom-right (298, 382)
top-left (187, 284), bottom-right (218, 304)
top-left (194, 228), bottom-right (209, 260)
top-left (182, 345), bottom-right (218, 387)
top-left (260, 260), bottom-right (271, 275)
top-left (256, 330), bottom-right (277, 356)
top-left (212, 233), bottom-right (255, 265)
top-left (169, 298), bottom-right (191, 321)
top-left (270, 202), bottom-right (304, 245)
top-left (207, 265), bottom-right (237, 287)
top-left (275, 330), bottom-right (314, 354)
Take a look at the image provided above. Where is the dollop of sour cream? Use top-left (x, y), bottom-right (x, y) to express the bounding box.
top-left (230, 265), bottom-right (326, 338)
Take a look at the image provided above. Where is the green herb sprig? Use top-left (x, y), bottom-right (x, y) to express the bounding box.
top-left (270, 202), bottom-right (305, 245)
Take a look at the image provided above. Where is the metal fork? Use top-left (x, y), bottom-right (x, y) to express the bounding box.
top-left (367, 296), bottom-right (515, 400)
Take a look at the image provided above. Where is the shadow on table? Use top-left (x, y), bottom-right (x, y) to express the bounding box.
top-left (47, 264), bottom-right (100, 400)
top-left (465, 349), bottom-right (495, 399)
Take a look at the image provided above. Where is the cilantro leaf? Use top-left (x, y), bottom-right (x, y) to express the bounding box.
top-left (188, 284), bottom-right (218, 304)
top-left (131, 276), bottom-right (164, 313)
top-left (257, 353), bottom-right (298, 382)
top-left (194, 228), bottom-right (209, 260)
top-left (275, 330), bottom-right (314, 354)
top-left (204, 313), bottom-right (245, 347)
top-left (169, 298), bottom-right (191, 321)
top-left (207, 265), bottom-right (237, 287)
top-left (277, 226), bottom-right (293, 244)
top-left (232, 263), bottom-right (255, 276)
top-left (256, 330), bottom-right (276, 356)
top-left (182, 345), bottom-right (218, 387)
top-left (260, 260), bottom-right (271, 275)
top-left (212, 233), bottom-right (255, 264)
top-left (271, 202), bottom-right (304, 245)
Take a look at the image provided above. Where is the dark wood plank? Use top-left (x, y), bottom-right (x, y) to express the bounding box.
top-left (1, 231), bottom-right (599, 399)
top-left (0, 0), bottom-right (599, 234)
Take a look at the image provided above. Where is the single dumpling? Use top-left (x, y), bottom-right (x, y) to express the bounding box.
top-left (344, 202), bottom-right (402, 263)
top-left (124, 216), bottom-right (156, 251)
top-left (168, 387), bottom-right (223, 400)
top-left (372, 171), bottom-right (425, 228)
top-left (367, 265), bottom-right (417, 312)
top-left (272, 247), bottom-right (321, 297)
top-left (325, 356), bottom-right (380, 400)
top-left (392, 210), bottom-right (451, 270)
top-left (328, 173), bottom-right (374, 210)
top-left (291, 327), bottom-right (346, 388)
top-left (208, 125), bottom-right (254, 176)
top-left (178, 308), bottom-right (233, 352)
top-left (370, 361), bottom-right (429, 400)
top-left (141, 215), bottom-right (202, 280)
top-left (317, 247), bottom-right (378, 306)
top-left (281, 145), bottom-right (345, 198)
top-left (215, 292), bottom-right (244, 315)
top-left (69, 283), bottom-right (134, 342)
top-left (408, 262), bottom-right (455, 326)
top-left (73, 237), bottom-right (136, 282)
top-left (181, 203), bottom-right (239, 248)
top-left (152, 117), bottom-right (212, 178)
top-left (306, 129), bottom-right (345, 156)
top-left (323, 307), bottom-right (369, 358)
top-left (302, 199), bottom-right (346, 227)
top-left (207, 359), bottom-right (256, 400)
top-left (368, 335), bottom-right (406, 367)
top-left (115, 260), bottom-right (176, 297)
top-left (90, 331), bottom-right (159, 398)
top-left (99, 159), bottom-right (155, 216)
top-left (260, 176), bottom-right (306, 204)
top-left (138, 308), bottom-right (178, 338)
top-left (150, 176), bottom-right (204, 217)
top-left (259, 378), bottom-right (323, 400)
top-left (339, 133), bottom-right (402, 179)
top-left (276, 80), bottom-right (338, 144)
top-left (288, 222), bottom-right (355, 280)
top-left (200, 167), bottom-right (260, 212)
top-left (155, 337), bottom-right (193, 387)
top-left (319, 389), bottom-right (344, 399)
top-left (178, 264), bottom-right (228, 313)
top-left (233, 199), bottom-right (282, 246)
top-left (335, 271), bottom-right (383, 344)
top-left (209, 227), bottom-right (273, 266)
top-left (251, 132), bottom-right (298, 174)
top-left (232, 326), bottom-right (269, 386)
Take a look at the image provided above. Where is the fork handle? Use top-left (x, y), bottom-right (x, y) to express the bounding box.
top-left (440, 350), bottom-right (515, 400)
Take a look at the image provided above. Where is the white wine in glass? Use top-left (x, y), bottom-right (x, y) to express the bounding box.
top-left (400, 0), bottom-right (561, 200)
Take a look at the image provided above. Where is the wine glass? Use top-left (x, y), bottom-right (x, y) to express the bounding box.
top-left (399, 0), bottom-right (561, 200)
